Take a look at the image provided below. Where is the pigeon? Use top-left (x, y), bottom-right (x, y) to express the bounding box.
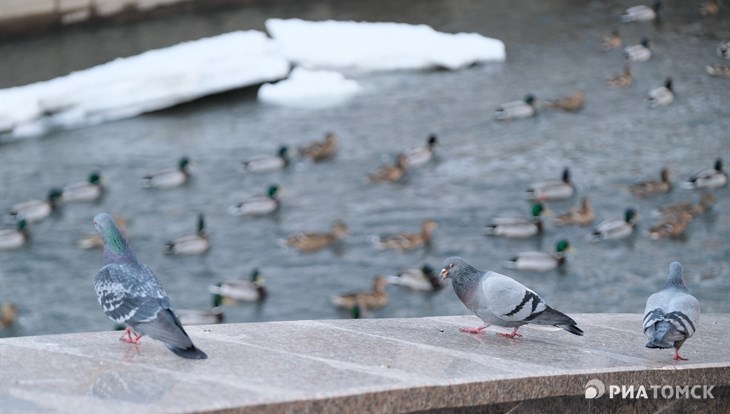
top-left (441, 257), bottom-right (583, 338)
top-left (93, 212), bottom-right (207, 359)
top-left (643, 262), bottom-right (700, 361)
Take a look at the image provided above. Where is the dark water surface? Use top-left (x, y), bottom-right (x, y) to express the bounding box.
top-left (1, 0), bottom-right (728, 337)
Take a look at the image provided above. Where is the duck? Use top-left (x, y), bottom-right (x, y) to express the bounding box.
top-left (375, 219), bottom-right (438, 251)
top-left (706, 64), bottom-right (730, 78)
top-left (656, 193), bottom-right (715, 218)
top-left (647, 212), bottom-right (693, 240)
top-left (545, 90), bottom-right (584, 112)
top-left (7, 188), bottom-right (62, 223)
top-left (623, 37), bottom-right (652, 62)
top-left (299, 132), bottom-right (338, 162)
top-left (554, 196), bottom-right (594, 226)
top-left (227, 185), bottom-right (280, 216)
top-left (0, 219), bottom-right (29, 251)
top-left (602, 29), bottom-right (622, 50)
top-left (78, 216), bottom-right (127, 249)
top-left (331, 276), bottom-right (389, 311)
top-left (143, 157), bottom-right (190, 189)
top-left (718, 41), bottom-right (730, 59)
top-left (62, 172), bottom-right (104, 202)
top-left (684, 158), bottom-right (727, 189)
top-left (164, 213), bottom-right (209, 255)
top-left (387, 264), bottom-right (443, 291)
top-left (176, 294), bottom-right (224, 326)
top-left (484, 203), bottom-right (547, 238)
top-left (621, 0), bottom-right (661, 23)
top-left (504, 239), bottom-right (572, 272)
top-left (208, 269), bottom-right (268, 303)
top-left (630, 167), bottom-right (672, 196)
top-left (526, 167), bottom-right (575, 200)
top-left (607, 64), bottom-right (633, 88)
top-left (647, 77), bottom-right (674, 108)
top-left (285, 220), bottom-right (348, 252)
top-left (0, 303), bottom-right (17, 329)
top-left (242, 146), bottom-right (289, 173)
top-left (404, 134), bottom-right (438, 167)
top-left (588, 208), bottom-right (638, 241)
top-left (495, 94), bottom-right (536, 120)
top-left (368, 154), bottom-right (408, 183)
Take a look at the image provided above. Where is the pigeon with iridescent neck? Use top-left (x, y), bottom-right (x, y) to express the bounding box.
top-left (441, 257), bottom-right (583, 338)
top-left (93, 212), bottom-right (207, 359)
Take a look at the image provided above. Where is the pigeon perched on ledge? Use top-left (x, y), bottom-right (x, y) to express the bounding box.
top-left (643, 262), bottom-right (700, 361)
top-left (93, 212), bottom-right (207, 359)
top-left (441, 257), bottom-right (583, 338)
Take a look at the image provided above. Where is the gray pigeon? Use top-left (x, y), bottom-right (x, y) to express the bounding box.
top-left (643, 262), bottom-right (700, 361)
top-left (440, 257), bottom-right (583, 338)
top-left (93, 212), bottom-right (207, 359)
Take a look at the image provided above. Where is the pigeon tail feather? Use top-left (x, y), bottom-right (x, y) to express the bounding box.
top-left (529, 305), bottom-right (583, 335)
top-left (646, 320), bottom-right (673, 348)
top-left (165, 343), bottom-right (208, 359)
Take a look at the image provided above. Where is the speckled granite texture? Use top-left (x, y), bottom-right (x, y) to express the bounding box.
top-left (1, 314), bottom-right (728, 413)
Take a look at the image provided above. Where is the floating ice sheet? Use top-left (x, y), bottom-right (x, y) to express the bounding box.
top-left (258, 68), bottom-right (361, 108)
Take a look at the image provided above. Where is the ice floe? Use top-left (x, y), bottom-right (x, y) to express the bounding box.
top-left (1, 21), bottom-right (505, 139)
top-left (265, 18), bottom-right (505, 72)
top-left (0, 31), bottom-right (290, 139)
top-left (258, 68), bottom-right (361, 108)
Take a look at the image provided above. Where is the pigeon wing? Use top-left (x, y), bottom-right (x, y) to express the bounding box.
top-left (482, 272), bottom-right (546, 323)
top-left (94, 263), bottom-right (167, 325)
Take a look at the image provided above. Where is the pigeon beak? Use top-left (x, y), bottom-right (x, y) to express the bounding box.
top-left (440, 268), bottom-right (449, 281)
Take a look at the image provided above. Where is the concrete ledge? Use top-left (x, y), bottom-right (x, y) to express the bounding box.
top-left (1, 314), bottom-right (728, 413)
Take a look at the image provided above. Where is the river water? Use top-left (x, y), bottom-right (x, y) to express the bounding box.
top-left (1, 0), bottom-right (728, 337)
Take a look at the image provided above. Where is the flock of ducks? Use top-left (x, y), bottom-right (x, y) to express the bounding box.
top-left (1, 1), bottom-right (728, 328)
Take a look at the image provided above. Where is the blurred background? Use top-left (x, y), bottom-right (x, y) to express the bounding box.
top-left (0, 0), bottom-right (728, 338)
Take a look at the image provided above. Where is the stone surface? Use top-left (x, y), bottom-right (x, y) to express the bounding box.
top-left (0, 314), bottom-right (728, 413)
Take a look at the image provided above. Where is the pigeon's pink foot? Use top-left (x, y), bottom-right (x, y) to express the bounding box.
top-left (497, 327), bottom-right (523, 338)
top-left (119, 328), bottom-right (142, 345)
top-left (460, 325), bottom-right (486, 334)
top-left (673, 350), bottom-right (688, 361)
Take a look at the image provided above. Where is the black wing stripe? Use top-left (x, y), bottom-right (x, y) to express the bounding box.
top-left (504, 291), bottom-right (539, 317)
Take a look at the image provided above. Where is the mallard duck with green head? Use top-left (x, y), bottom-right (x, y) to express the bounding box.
top-left (485, 203), bottom-right (548, 238)
top-left (495, 94), bottom-right (536, 120)
top-left (228, 185), bottom-right (280, 216)
top-left (631, 167), bottom-right (672, 196)
top-left (588, 208), bottom-right (638, 241)
top-left (526, 167), bottom-right (575, 200)
top-left (621, 0), bottom-right (661, 23)
top-left (176, 294), bottom-right (224, 326)
top-left (684, 158), bottom-right (727, 189)
top-left (242, 146), bottom-right (289, 172)
top-left (404, 134), bottom-right (438, 167)
top-left (62, 172), bottom-right (104, 202)
top-left (0, 219), bottom-right (29, 251)
top-left (387, 264), bottom-right (443, 291)
top-left (164, 213), bottom-right (209, 255)
top-left (208, 269), bottom-right (268, 303)
top-left (7, 188), bottom-right (62, 224)
top-left (504, 240), bottom-right (572, 272)
top-left (624, 37), bottom-right (652, 62)
top-left (647, 77), bottom-right (674, 108)
top-left (144, 157), bottom-right (190, 189)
